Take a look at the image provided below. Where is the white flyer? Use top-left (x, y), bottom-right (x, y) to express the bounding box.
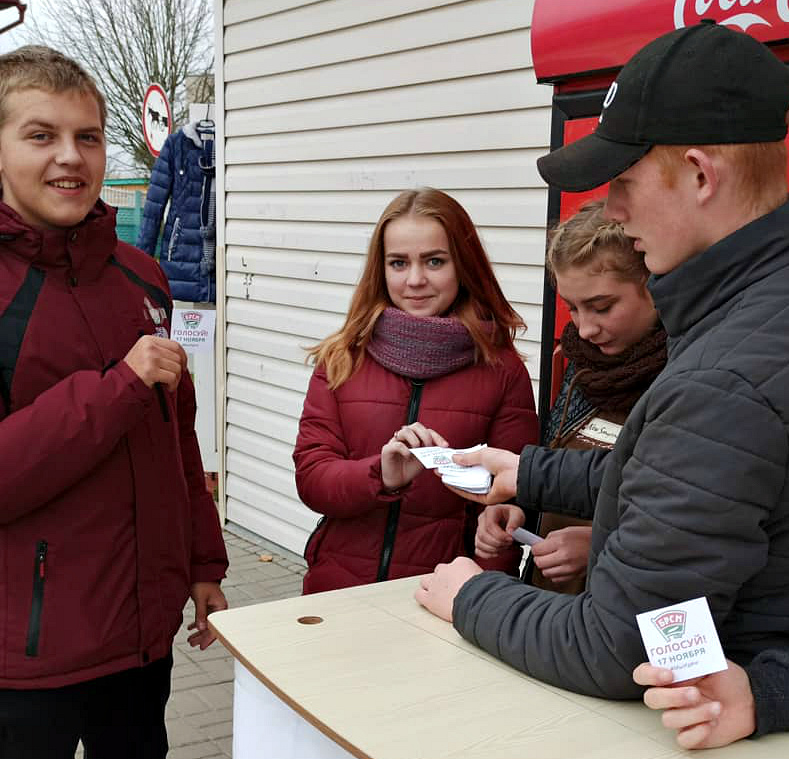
top-left (409, 443), bottom-right (485, 469)
top-left (511, 527), bottom-right (543, 546)
top-left (439, 464), bottom-right (492, 494)
top-left (410, 444), bottom-right (491, 494)
top-left (636, 596), bottom-right (727, 682)
top-left (171, 308), bottom-right (216, 354)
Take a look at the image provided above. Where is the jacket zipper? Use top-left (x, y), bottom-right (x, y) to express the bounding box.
top-left (26, 540), bottom-right (48, 657)
top-left (303, 516), bottom-right (326, 561)
top-left (167, 218), bottom-right (181, 261)
top-left (376, 380), bottom-right (424, 582)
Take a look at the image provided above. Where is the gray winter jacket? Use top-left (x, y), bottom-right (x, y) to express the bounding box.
top-left (749, 648), bottom-right (789, 737)
top-left (453, 200), bottom-right (789, 704)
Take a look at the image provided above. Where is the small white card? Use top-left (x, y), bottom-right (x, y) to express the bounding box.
top-left (171, 308), bottom-right (216, 354)
top-left (409, 443), bottom-right (485, 469)
top-left (439, 464), bottom-right (491, 494)
top-left (636, 597), bottom-right (727, 682)
top-left (511, 527), bottom-right (543, 546)
top-left (410, 444), bottom-right (491, 494)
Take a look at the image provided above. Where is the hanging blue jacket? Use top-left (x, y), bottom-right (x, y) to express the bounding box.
top-left (137, 122), bottom-right (216, 303)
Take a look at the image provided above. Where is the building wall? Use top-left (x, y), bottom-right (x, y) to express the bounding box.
top-left (218, 0), bottom-right (552, 554)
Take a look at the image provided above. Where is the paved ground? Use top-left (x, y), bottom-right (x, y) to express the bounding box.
top-left (73, 524), bottom-right (306, 758)
top-left (165, 523), bottom-right (307, 759)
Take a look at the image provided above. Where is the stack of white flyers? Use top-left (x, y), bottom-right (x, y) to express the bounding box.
top-left (409, 443), bottom-right (492, 494)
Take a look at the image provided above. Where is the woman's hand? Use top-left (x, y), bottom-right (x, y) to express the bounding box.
top-left (633, 660), bottom-right (756, 749)
top-left (475, 504), bottom-right (525, 559)
top-left (530, 526), bottom-right (592, 584)
top-left (381, 422), bottom-right (449, 491)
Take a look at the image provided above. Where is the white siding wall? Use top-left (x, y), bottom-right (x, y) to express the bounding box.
top-left (218, 0), bottom-right (552, 554)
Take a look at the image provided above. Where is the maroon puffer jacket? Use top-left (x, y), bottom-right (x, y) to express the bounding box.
top-left (0, 201), bottom-right (228, 689)
top-left (293, 349), bottom-right (538, 593)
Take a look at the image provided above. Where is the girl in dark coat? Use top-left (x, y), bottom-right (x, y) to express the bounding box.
top-left (293, 188), bottom-right (538, 594)
top-left (528, 200), bottom-right (666, 593)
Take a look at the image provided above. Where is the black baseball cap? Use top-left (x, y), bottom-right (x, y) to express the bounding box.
top-left (537, 22), bottom-right (789, 192)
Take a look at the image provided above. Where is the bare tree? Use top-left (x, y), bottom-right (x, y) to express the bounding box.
top-left (23, 0), bottom-right (213, 173)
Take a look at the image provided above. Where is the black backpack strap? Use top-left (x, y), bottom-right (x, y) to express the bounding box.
top-left (109, 256), bottom-right (172, 323)
top-left (0, 266), bottom-right (46, 415)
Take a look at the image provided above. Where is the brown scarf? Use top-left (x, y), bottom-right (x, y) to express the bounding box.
top-left (365, 307), bottom-right (477, 380)
top-left (559, 320), bottom-right (667, 412)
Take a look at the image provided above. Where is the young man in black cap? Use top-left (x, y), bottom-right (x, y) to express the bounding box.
top-left (415, 21), bottom-right (789, 746)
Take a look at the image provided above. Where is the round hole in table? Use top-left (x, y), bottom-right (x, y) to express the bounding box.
top-left (297, 615), bottom-right (324, 625)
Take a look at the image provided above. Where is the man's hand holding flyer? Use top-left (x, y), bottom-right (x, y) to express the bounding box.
top-left (410, 444), bottom-right (492, 494)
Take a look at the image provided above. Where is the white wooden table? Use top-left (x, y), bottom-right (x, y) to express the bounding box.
top-left (209, 576), bottom-right (789, 759)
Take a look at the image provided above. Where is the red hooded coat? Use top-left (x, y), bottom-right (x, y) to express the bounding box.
top-left (0, 202), bottom-right (228, 689)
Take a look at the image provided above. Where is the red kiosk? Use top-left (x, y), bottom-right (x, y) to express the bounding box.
top-left (530, 0), bottom-right (789, 427)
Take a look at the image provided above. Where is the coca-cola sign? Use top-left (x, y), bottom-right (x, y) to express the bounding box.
top-left (675, 0), bottom-right (789, 31)
top-left (531, 0), bottom-right (789, 83)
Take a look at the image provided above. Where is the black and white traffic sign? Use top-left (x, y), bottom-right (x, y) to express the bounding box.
top-left (142, 83), bottom-right (172, 157)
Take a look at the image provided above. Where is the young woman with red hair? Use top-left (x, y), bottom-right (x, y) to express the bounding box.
top-left (293, 188), bottom-right (538, 593)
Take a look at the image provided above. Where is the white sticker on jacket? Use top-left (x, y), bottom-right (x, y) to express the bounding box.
top-left (576, 417), bottom-right (622, 448)
top-left (636, 597), bottom-right (727, 683)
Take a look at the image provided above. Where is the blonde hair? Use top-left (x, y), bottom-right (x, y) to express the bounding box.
top-left (546, 200), bottom-right (646, 285)
top-left (652, 142), bottom-right (787, 217)
top-left (307, 188), bottom-right (524, 389)
top-left (0, 46), bottom-right (106, 130)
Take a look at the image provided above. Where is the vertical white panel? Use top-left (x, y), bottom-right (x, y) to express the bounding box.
top-left (214, 0), bottom-right (228, 524)
top-left (219, 0), bottom-right (551, 555)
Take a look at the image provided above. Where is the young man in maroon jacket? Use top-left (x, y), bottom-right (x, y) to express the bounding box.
top-left (0, 46), bottom-right (228, 759)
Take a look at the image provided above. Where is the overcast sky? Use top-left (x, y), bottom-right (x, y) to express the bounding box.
top-left (0, 1), bottom-right (34, 53)
top-left (0, 3), bottom-right (133, 174)
top-left (0, 1), bottom-right (213, 176)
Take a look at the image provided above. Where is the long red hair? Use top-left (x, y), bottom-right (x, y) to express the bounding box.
top-left (307, 188), bottom-right (525, 388)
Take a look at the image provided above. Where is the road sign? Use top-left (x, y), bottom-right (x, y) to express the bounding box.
top-left (142, 83), bottom-right (172, 157)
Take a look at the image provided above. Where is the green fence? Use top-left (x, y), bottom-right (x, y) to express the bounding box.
top-left (101, 188), bottom-right (144, 246)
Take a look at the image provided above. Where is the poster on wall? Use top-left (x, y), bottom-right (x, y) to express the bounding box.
top-left (171, 307), bottom-right (218, 471)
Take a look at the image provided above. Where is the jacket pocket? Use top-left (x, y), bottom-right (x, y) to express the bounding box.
top-left (25, 540), bottom-right (48, 657)
top-left (166, 217), bottom-right (182, 261)
top-left (303, 517), bottom-right (326, 563)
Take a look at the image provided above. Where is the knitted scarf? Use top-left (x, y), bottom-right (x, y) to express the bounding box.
top-left (366, 307), bottom-right (477, 380)
top-left (559, 320), bottom-right (667, 412)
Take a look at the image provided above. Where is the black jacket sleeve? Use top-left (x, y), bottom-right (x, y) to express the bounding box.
top-left (454, 367), bottom-right (786, 700)
top-left (517, 445), bottom-right (609, 521)
top-left (748, 649), bottom-right (789, 737)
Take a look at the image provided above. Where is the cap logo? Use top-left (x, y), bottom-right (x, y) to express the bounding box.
top-left (674, 0), bottom-right (789, 30)
top-left (599, 82), bottom-right (618, 123)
